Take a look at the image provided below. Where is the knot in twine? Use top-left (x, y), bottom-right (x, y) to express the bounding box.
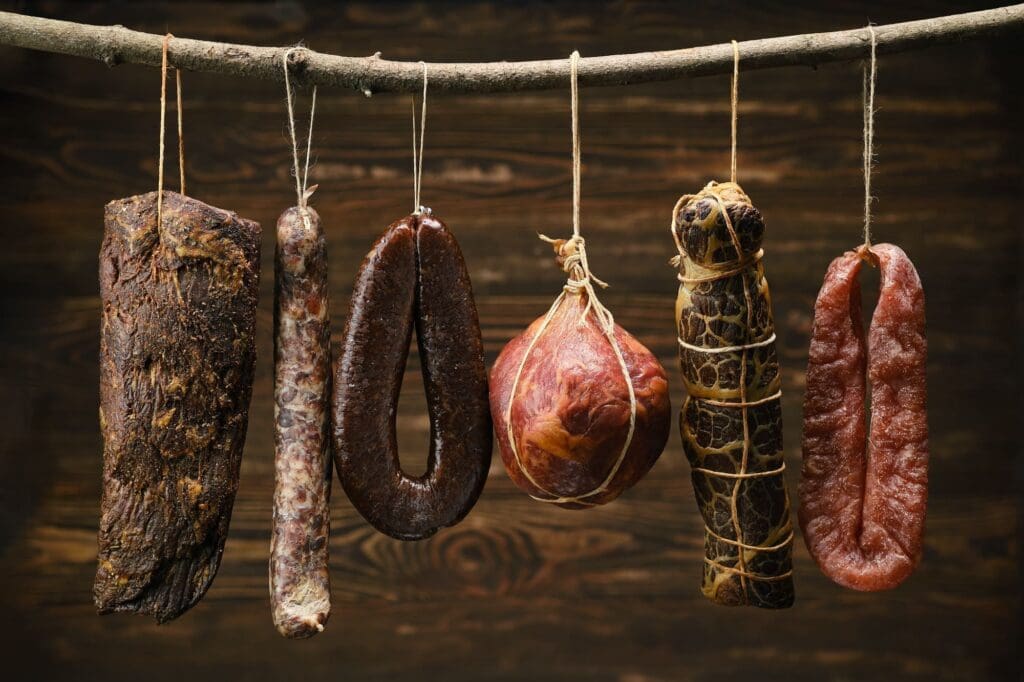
top-left (538, 233), bottom-right (612, 332)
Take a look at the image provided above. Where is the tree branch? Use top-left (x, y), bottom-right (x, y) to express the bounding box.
top-left (0, 6), bottom-right (1022, 94)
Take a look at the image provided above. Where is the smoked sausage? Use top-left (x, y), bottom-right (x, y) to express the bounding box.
top-left (799, 243), bottom-right (928, 591)
top-left (270, 206), bottom-right (332, 637)
top-left (332, 211), bottom-right (491, 540)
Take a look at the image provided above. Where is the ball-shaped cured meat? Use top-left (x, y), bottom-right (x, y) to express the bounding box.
top-left (490, 292), bottom-right (671, 508)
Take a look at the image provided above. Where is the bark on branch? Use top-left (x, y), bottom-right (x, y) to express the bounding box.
top-left (0, 6), bottom-right (1022, 94)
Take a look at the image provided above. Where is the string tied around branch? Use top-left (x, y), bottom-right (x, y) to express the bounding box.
top-left (283, 47), bottom-right (318, 213)
top-left (156, 33), bottom-right (187, 230)
top-left (411, 61), bottom-right (428, 214)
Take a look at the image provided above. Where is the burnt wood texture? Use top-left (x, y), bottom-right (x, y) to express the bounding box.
top-left (0, 1), bottom-right (1020, 681)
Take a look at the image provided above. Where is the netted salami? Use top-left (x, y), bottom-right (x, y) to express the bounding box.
top-left (671, 181), bottom-right (794, 608)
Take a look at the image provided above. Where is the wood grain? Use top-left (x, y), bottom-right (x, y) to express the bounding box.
top-left (0, 1), bottom-right (1020, 680)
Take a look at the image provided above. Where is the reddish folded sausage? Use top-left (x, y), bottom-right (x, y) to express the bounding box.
top-left (333, 212), bottom-right (491, 540)
top-left (799, 243), bottom-right (928, 591)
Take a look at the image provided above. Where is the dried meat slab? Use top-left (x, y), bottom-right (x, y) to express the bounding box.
top-left (95, 190), bottom-right (260, 623)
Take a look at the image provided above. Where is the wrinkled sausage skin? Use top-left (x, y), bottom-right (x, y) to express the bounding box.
top-left (332, 213), bottom-right (491, 541)
top-left (799, 243), bottom-right (928, 591)
top-left (270, 206), bottom-right (332, 638)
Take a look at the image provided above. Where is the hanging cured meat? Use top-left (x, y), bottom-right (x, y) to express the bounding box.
top-left (799, 243), bottom-right (928, 591)
top-left (490, 237), bottom-right (671, 508)
top-left (671, 181), bottom-right (794, 608)
top-left (95, 190), bottom-right (260, 623)
top-left (270, 205), bottom-right (332, 637)
top-left (333, 211), bottom-right (491, 540)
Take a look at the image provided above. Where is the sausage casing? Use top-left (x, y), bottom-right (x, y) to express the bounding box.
top-left (333, 212), bottom-right (491, 540)
top-left (799, 243), bottom-right (928, 591)
top-left (270, 206), bottom-right (332, 637)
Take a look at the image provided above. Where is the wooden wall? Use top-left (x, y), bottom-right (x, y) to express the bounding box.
top-left (0, 1), bottom-right (1020, 680)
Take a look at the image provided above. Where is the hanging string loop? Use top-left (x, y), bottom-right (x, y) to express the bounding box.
top-left (411, 61), bottom-right (428, 214)
top-left (862, 24), bottom-right (878, 253)
top-left (156, 33), bottom-right (187, 229)
top-left (283, 47), bottom-right (318, 212)
top-left (730, 40), bottom-right (740, 184)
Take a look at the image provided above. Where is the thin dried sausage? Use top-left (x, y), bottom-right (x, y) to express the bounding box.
top-left (270, 206), bottom-right (332, 637)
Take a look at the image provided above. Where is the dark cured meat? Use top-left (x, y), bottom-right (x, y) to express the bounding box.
top-left (489, 239), bottom-right (671, 508)
top-left (270, 206), bottom-right (331, 638)
top-left (95, 190), bottom-right (260, 623)
top-left (799, 243), bottom-right (928, 591)
top-left (672, 181), bottom-right (794, 609)
top-left (333, 212), bottom-right (491, 540)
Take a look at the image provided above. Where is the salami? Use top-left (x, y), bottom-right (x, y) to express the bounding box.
top-left (333, 211), bottom-right (491, 541)
top-left (799, 243), bottom-right (928, 591)
top-left (671, 181), bottom-right (795, 608)
top-left (95, 190), bottom-right (260, 622)
top-left (270, 206), bottom-right (332, 637)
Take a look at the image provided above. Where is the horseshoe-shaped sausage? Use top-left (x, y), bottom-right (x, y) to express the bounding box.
top-left (333, 212), bottom-right (492, 540)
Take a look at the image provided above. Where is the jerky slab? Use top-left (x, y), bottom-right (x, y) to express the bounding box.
top-left (95, 190), bottom-right (260, 622)
top-left (671, 181), bottom-right (794, 608)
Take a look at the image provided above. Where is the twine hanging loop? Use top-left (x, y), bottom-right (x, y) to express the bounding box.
top-left (283, 47), bottom-right (318, 211)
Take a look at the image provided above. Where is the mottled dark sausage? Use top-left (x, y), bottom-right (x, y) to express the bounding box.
top-left (270, 206), bottom-right (332, 638)
top-left (800, 243), bottom-right (928, 591)
top-left (333, 212), bottom-right (491, 540)
top-left (95, 190), bottom-right (260, 623)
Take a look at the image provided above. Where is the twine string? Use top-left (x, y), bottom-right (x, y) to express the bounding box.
top-left (283, 47), bottom-right (319, 210)
top-left (863, 24), bottom-right (877, 249)
top-left (411, 61), bottom-right (428, 214)
top-left (730, 39), bottom-right (739, 184)
top-left (156, 34), bottom-right (169, 229)
top-left (156, 34), bottom-right (186, 230)
top-left (501, 51), bottom-right (638, 506)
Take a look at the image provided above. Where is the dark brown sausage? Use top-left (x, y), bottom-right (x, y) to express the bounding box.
top-left (270, 206), bottom-right (332, 638)
top-left (95, 190), bottom-right (260, 623)
top-left (332, 211), bottom-right (491, 540)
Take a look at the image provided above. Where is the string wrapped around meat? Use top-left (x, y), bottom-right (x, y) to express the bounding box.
top-left (671, 181), bottom-right (794, 609)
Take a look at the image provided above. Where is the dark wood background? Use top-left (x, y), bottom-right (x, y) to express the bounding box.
top-left (0, 1), bottom-right (1020, 680)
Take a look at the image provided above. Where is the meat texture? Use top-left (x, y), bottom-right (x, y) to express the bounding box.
top-left (270, 206), bottom-right (332, 638)
top-left (333, 212), bottom-right (491, 541)
top-left (672, 181), bottom-right (794, 608)
top-left (95, 190), bottom-right (260, 623)
top-left (490, 237), bottom-right (671, 508)
top-left (799, 243), bottom-right (928, 591)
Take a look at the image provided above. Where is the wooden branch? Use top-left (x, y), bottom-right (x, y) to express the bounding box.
top-left (0, 6), bottom-right (1022, 94)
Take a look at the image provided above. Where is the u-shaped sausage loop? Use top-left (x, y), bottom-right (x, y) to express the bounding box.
top-left (333, 212), bottom-right (492, 541)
